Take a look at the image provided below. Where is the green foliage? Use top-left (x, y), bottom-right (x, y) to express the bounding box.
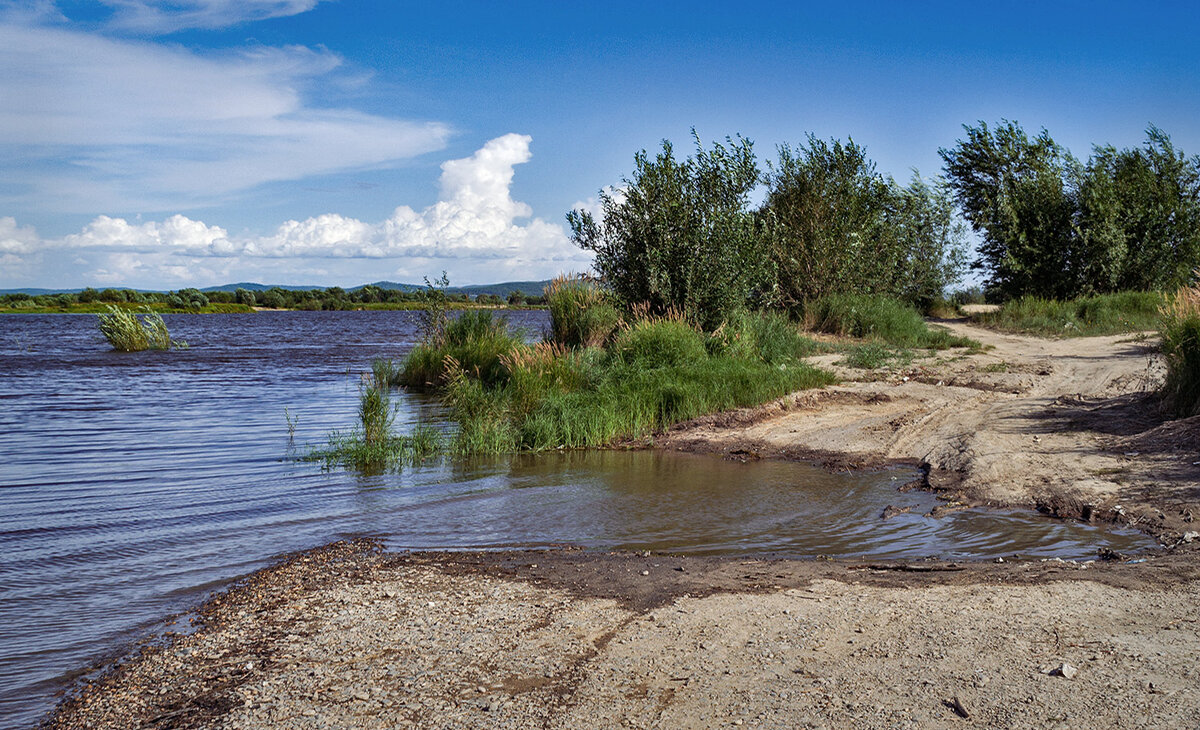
top-left (167, 288), bottom-right (210, 310)
top-left (610, 317), bottom-right (707, 369)
top-left (401, 310), bottom-right (523, 388)
top-left (546, 275), bottom-right (621, 348)
top-left (942, 121), bottom-right (1200, 298)
top-left (708, 310), bottom-right (820, 363)
top-left (840, 342), bottom-right (912, 370)
top-left (431, 310), bottom-right (835, 454)
top-left (1160, 284), bottom-right (1200, 417)
top-left (763, 136), bottom-right (967, 308)
top-left (568, 131), bottom-right (769, 330)
top-left (96, 305), bottom-right (185, 351)
top-left (969, 292), bottom-right (1163, 337)
top-left (806, 294), bottom-right (977, 349)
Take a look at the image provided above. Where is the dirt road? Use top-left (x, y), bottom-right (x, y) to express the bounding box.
top-left (662, 320), bottom-right (1198, 541)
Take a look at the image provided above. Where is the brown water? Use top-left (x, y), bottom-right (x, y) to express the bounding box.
top-left (0, 311), bottom-right (1157, 728)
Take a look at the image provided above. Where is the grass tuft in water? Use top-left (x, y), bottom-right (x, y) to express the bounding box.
top-left (96, 305), bottom-right (187, 351)
top-left (303, 372), bottom-right (442, 472)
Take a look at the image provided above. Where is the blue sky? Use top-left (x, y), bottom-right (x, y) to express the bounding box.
top-left (2, 0), bottom-right (1199, 288)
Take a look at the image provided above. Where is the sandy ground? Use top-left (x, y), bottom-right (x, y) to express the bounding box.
top-left (45, 320), bottom-right (1200, 729)
top-left (661, 320), bottom-right (1199, 542)
top-left (45, 543), bottom-right (1200, 730)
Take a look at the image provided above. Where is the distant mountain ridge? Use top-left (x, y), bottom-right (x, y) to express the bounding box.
top-left (2, 279), bottom-right (555, 298)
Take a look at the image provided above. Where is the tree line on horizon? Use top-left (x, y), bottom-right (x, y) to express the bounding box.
top-left (569, 121), bottom-right (1200, 327)
top-left (0, 284), bottom-right (545, 311)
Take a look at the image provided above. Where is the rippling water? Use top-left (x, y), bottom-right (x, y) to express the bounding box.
top-left (0, 311), bottom-right (1155, 727)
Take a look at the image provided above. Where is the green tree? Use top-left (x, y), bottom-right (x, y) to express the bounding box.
top-left (940, 120), bottom-right (1078, 299)
top-left (763, 136), bottom-right (966, 307)
top-left (567, 131), bottom-right (767, 329)
top-left (1076, 127), bottom-right (1200, 292)
top-left (234, 288), bottom-right (257, 306)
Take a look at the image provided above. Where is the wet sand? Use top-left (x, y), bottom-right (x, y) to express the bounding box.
top-left (44, 541), bottom-right (1200, 729)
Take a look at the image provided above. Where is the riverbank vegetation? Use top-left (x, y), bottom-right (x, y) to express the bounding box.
top-left (419, 299), bottom-right (835, 455)
top-left (302, 372), bottom-right (442, 472)
top-left (96, 306), bottom-right (187, 351)
top-left (0, 283), bottom-right (546, 313)
top-left (966, 292), bottom-right (1165, 337)
top-left (1161, 281), bottom-right (1200, 417)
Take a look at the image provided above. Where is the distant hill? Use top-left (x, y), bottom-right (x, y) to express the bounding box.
top-left (3, 279), bottom-right (555, 298)
top-left (199, 282), bottom-right (323, 293)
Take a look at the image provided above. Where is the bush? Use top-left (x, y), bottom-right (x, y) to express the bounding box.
top-left (806, 294), bottom-right (975, 349)
top-left (568, 131), bottom-right (768, 330)
top-left (1160, 283), bottom-right (1200, 417)
top-left (546, 275), bottom-right (621, 348)
top-left (611, 317), bottom-right (708, 369)
top-left (96, 306), bottom-right (184, 351)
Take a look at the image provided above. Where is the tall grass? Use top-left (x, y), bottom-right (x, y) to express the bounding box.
top-left (401, 310), bottom-right (524, 387)
top-left (304, 371), bottom-right (442, 472)
top-left (1161, 282), bottom-right (1200, 417)
top-left (805, 294), bottom-right (976, 349)
top-left (970, 292), bottom-right (1163, 337)
top-left (437, 310), bottom-right (835, 454)
top-left (546, 274), bottom-right (621, 348)
top-left (96, 305), bottom-right (185, 351)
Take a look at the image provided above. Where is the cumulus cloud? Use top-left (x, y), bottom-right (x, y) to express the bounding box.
top-left (0, 19), bottom-right (450, 212)
top-left (1, 134), bottom-right (593, 288)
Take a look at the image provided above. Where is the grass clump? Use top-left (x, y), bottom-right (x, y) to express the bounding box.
top-left (97, 305), bottom-right (186, 351)
top-left (439, 310), bottom-right (834, 454)
top-left (1161, 282), bottom-right (1200, 417)
top-left (970, 292), bottom-right (1163, 337)
top-left (401, 310), bottom-right (524, 387)
top-left (546, 274), bottom-right (621, 348)
top-left (806, 294), bottom-right (977, 349)
top-left (840, 343), bottom-right (912, 370)
top-left (304, 372), bottom-right (442, 472)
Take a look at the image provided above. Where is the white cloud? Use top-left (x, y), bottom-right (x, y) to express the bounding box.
top-left (0, 20), bottom-right (450, 212)
top-left (1, 134), bottom-right (594, 288)
top-left (98, 0), bottom-right (324, 33)
top-left (0, 216), bottom-right (40, 254)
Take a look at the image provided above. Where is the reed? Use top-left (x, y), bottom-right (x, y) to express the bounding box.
top-left (545, 274), bottom-right (621, 348)
top-left (96, 305), bottom-right (185, 351)
top-left (1160, 281), bottom-right (1200, 416)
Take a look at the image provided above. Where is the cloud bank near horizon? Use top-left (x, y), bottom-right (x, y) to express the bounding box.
top-left (1, 134), bottom-right (594, 288)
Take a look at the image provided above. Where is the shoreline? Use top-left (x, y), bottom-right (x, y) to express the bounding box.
top-left (41, 320), bottom-right (1200, 728)
top-left (44, 541), bottom-right (1200, 729)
